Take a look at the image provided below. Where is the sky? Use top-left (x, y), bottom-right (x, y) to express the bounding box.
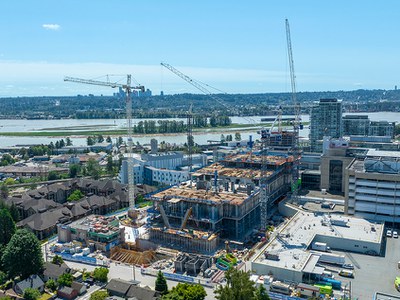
top-left (0, 0), bottom-right (400, 97)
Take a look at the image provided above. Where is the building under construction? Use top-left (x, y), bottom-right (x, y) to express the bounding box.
top-left (146, 153), bottom-right (292, 253)
top-left (194, 152), bottom-right (293, 208)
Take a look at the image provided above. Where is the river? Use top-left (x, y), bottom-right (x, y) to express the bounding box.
top-left (0, 112), bottom-right (398, 147)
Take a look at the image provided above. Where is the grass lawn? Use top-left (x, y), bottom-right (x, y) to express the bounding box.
top-left (39, 293), bottom-right (53, 300)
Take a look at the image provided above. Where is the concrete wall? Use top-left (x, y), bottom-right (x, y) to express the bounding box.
top-left (313, 234), bottom-right (381, 255)
top-left (251, 261), bottom-right (303, 283)
top-left (278, 201), bottom-right (298, 217)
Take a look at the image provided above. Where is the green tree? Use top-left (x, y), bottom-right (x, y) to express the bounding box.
top-left (0, 184), bottom-right (9, 199)
top-left (67, 190), bottom-right (84, 202)
top-left (2, 228), bottom-right (43, 279)
top-left (66, 137), bottom-right (73, 146)
top-left (0, 208), bottom-right (15, 246)
top-left (4, 178), bottom-right (16, 186)
top-left (0, 270), bottom-right (7, 285)
top-left (58, 273), bottom-right (74, 287)
top-left (23, 288), bottom-right (41, 300)
top-left (92, 267), bottom-right (109, 283)
top-left (214, 268), bottom-right (261, 300)
top-left (155, 270), bottom-right (168, 295)
top-left (106, 136), bottom-right (112, 143)
top-left (106, 155), bottom-right (114, 174)
top-left (87, 136), bottom-right (95, 146)
top-left (163, 283), bottom-right (206, 300)
top-left (51, 255), bottom-right (64, 265)
top-left (90, 290), bottom-right (109, 300)
top-left (9, 203), bottom-right (20, 222)
top-left (97, 135), bottom-right (104, 143)
top-left (69, 164), bottom-right (81, 178)
top-left (235, 132), bottom-right (241, 141)
top-left (47, 171), bottom-right (60, 181)
top-left (117, 137), bottom-right (124, 147)
top-left (255, 285), bottom-right (270, 300)
top-left (86, 158), bottom-right (101, 180)
top-left (45, 279), bottom-right (58, 292)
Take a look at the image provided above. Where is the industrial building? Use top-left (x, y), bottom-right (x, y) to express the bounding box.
top-left (251, 207), bottom-right (384, 283)
top-left (58, 215), bottom-right (125, 252)
top-left (310, 99), bottom-right (343, 152)
top-left (345, 149), bottom-right (400, 224)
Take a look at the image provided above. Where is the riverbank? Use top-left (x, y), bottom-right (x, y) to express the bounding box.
top-left (0, 122), bottom-right (310, 138)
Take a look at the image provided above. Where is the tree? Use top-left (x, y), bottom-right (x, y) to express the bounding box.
top-left (163, 283), bottom-right (206, 300)
top-left (23, 288), bottom-right (41, 300)
top-left (90, 290), bottom-right (109, 300)
top-left (235, 132), bottom-right (241, 141)
top-left (92, 267), bottom-right (109, 283)
top-left (66, 137), bottom-right (73, 146)
top-left (117, 137), bottom-right (124, 147)
top-left (52, 255), bottom-right (64, 265)
top-left (106, 155), bottom-right (114, 174)
top-left (87, 136), bottom-right (95, 146)
top-left (58, 273), bottom-right (74, 287)
top-left (69, 164), bottom-right (81, 178)
top-left (97, 135), bottom-right (104, 143)
top-left (0, 184), bottom-right (9, 199)
top-left (0, 270), bottom-right (7, 285)
top-left (9, 203), bottom-right (19, 222)
top-left (0, 208), bottom-right (15, 246)
top-left (47, 171), bottom-right (60, 181)
top-left (45, 279), bottom-right (58, 292)
top-left (86, 158), bottom-right (101, 180)
top-left (106, 136), bottom-right (112, 143)
top-left (2, 228), bottom-right (43, 279)
top-left (67, 190), bottom-right (84, 202)
top-left (214, 268), bottom-right (261, 300)
top-left (255, 285), bottom-right (270, 300)
top-left (155, 270), bottom-right (168, 295)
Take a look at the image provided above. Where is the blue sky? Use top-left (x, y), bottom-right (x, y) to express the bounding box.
top-left (0, 0), bottom-right (399, 97)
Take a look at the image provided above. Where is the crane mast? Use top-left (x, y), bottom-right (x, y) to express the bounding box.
top-left (64, 75), bottom-right (145, 217)
top-left (286, 19), bottom-right (301, 204)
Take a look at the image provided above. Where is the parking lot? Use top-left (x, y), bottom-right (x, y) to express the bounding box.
top-left (334, 235), bottom-right (400, 299)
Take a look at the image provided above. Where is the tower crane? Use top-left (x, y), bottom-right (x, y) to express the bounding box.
top-left (64, 75), bottom-right (145, 218)
top-left (285, 19), bottom-right (301, 204)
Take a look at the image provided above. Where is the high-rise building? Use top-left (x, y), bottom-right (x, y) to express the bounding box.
top-left (343, 115), bottom-right (370, 136)
top-left (310, 99), bottom-right (343, 152)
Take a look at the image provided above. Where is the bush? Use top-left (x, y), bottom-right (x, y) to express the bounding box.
top-left (45, 279), bottom-right (58, 292)
top-left (90, 290), bottom-right (108, 300)
top-left (92, 267), bottom-right (109, 283)
top-left (23, 288), bottom-right (41, 300)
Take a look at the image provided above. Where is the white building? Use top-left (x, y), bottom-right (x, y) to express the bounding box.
top-left (251, 206), bottom-right (383, 283)
top-left (345, 149), bottom-right (400, 224)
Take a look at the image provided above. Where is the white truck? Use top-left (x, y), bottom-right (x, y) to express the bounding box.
top-left (317, 253), bottom-right (346, 266)
top-left (311, 242), bottom-right (330, 252)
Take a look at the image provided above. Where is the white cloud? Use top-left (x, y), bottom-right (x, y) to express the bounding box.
top-left (42, 24), bottom-right (61, 31)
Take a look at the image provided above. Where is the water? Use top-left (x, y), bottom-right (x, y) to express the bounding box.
top-left (0, 112), bottom-right (396, 147)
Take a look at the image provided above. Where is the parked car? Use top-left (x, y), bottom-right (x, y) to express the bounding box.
top-left (342, 263), bottom-right (354, 270)
top-left (387, 229), bottom-right (392, 237)
top-left (393, 231), bottom-right (398, 238)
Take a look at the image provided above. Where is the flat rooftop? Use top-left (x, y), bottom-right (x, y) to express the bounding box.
top-left (253, 210), bottom-right (384, 272)
top-left (367, 149), bottom-right (400, 159)
top-left (150, 182), bottom-right (258, 206)
top-left (194, 162), bottom-right (273, 179)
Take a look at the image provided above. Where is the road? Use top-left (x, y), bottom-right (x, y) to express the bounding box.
top-left (65, 261), bottom-right (217, 300)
